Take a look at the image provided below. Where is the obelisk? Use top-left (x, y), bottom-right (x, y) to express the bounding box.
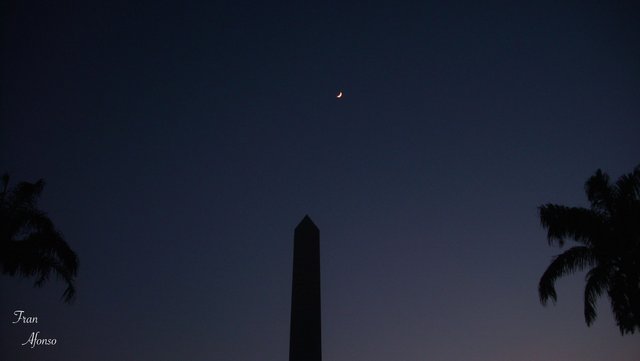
top-left (289, 215), bottom-right (322, 361)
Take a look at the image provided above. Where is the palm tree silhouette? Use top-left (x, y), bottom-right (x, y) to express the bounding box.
top-left (0, 173), bottom-right (79, 303)
top-left (538, 165), bottom-right (640, 334)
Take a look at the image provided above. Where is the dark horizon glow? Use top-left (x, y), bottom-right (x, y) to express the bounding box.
top-left (1, 1), bottom-right (639, 360)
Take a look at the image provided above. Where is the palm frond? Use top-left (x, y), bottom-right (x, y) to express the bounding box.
top-left (539, 204), bottom-right (604, 247)
top-left (539, 164), bottom-right (640, 334)
top-left (539, 246), bottom-right (596, 305)
top-left (0, 175), bottom-right (78, 303)
top-left (585, 169), bottom-right (613, 213)
top-left (0, 236), bottom-right (78, 302)
top-left (613, 166), bottom-right (640, 202)
top-left (26, 227), bottom-right (79, 277)
top-left (584, 266), bottom-right (610, 325)
top-left (8, 179), bottom-right (45, 210)
top-left (608, 271), bottom-right (640, 334)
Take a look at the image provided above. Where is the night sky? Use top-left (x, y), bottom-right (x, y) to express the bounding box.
top-left (1, 1), bottom-right (639, 360)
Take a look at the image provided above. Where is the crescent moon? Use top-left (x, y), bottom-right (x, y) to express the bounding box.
top-left (336, 91), bottom-right (343, 99)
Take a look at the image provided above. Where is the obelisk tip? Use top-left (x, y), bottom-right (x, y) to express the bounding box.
top-left (296, 215), bottom-right (318, 231)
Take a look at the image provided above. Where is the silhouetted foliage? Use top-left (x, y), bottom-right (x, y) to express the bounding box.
top-left (0, 173), bottom-right (78, 302)
top-left (538, 165), bottom-right (640, 334)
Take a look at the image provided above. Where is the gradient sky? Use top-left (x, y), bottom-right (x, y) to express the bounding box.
top-left (1, 1), bottom-right (639, 360)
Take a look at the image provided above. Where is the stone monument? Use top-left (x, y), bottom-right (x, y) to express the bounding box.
top-left (289, 215), bottom-right (321, 361)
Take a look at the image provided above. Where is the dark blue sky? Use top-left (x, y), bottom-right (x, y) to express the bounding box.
top-left (1, 1), bottom-right (639, 360)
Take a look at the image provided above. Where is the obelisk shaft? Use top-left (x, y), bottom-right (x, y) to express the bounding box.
top-left (289, 215), bottom-right (321, 361)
